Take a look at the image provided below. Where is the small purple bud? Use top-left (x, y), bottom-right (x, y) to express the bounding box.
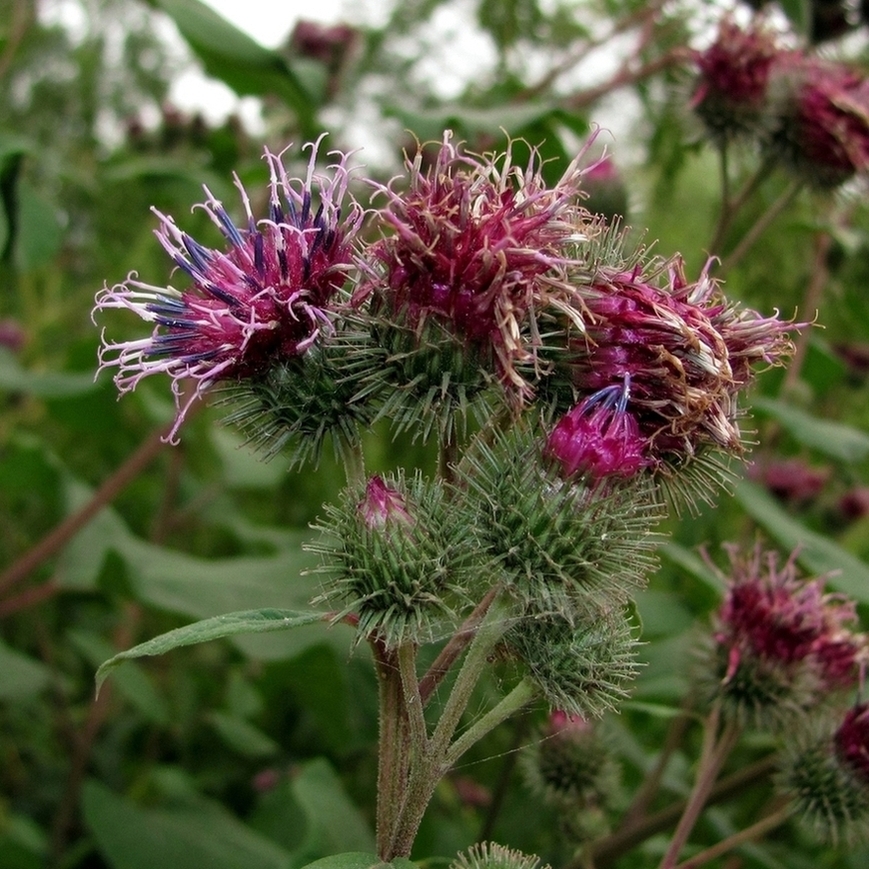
top-left (359, 475), bottom-right (414, 529)
top-left (546, 378), bottom-right (650, 482)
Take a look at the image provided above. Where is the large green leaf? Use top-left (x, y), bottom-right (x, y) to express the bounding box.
top-left (82, 780), bottom-right (291, 869)
top-left (154, 0), bottom-right (316, 133)
top-left (751, 397), bottom-right (869, 462)
top-left (735, 480), bottom-right (869, 602)
top-left (96, 609), bottom-right (324, 692)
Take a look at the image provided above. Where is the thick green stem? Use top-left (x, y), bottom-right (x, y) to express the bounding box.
top-left (445, 678), bottom-right (536, 767)
top-left (374, 644), bottom-right (408, 859)
top-left (385, 594), bottom-right (515, 858)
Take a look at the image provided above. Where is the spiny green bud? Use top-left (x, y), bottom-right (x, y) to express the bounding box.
top-left (524, 712), bottom-right (620, 806)
top-left (345, 309), bottom-right (498, 444)
top-left (218, 324), bottom-right (374, 467)
top-left (778, 709), bottom-right (869, 846)
top-left (450, 842), bottom-right (549, 869)
top-left (309, 471), bottom-right (471, 647)
top-left (506, 606), bottom-right (641, 719)
top-left (454, 423), bottom-right (664, 618)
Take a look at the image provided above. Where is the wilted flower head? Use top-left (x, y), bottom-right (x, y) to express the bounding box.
top-left (546, 377), bottom-right (650, 482)
top-left (561, 257), bottom-right (795, 472)
top-left (772, 59), bottom-right (869, 186)
top-left (356, 131), bottom-right (595, 403)
top-left (749, 457), bottom-right (830, 505)
top-left (93, 136), bottom-right (361, 442)
top-left (715, 545), bottom-right (866, 692)
top-left (691, 17), bottom-right (784, 143)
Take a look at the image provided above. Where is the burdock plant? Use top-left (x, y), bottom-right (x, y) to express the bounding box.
top-left (93, 132), bottom-right (803, 865)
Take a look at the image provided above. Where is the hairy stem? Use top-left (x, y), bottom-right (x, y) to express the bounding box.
top-left (419, 586), bottom-right (498, 706)
top-left (674, 803), bottom-right (790, 869)
top-left (657, 706), bottom-right (741, 869)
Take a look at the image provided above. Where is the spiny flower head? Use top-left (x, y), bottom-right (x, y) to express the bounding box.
top-left (356, 131), bottom-right (596, 405)
top-left (691, 16), bottom-right (784, 143)
top-left (702, 543), bottom-right (867, 726)
top-left (773, 59), bottom-right (869, 186)
top-left (559, 256), bottom-right (796, 471)
top-left (545, 377), bottom-right (651, 482)
top-left (836, 703), bottom-right (869, 784)
top-left (779, 709), bottom-right (869, 846)
top-left (94, 136), bottom-right (361, 442)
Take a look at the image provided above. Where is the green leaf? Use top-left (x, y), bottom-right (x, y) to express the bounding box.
top-left (735, 480), bottom-right (869, 602)
top-left (751, 397), bottom-right (869, 462)
top-left (0, 349), bottom-right (97, 398)
top-left (660, 541), bottom-right (725, 593)
top-left (207, 711), bottom-right (281, 758)
top-left (288, 759), bottom-right (376, 867)
top-left (0, 640), bottom-right (52, 701)
top-left (82, 780), bottom-right (291, 869)
top-left (95, 609), bottom-right (324, 693)
top-left (154, 0), bottom-right (315, 133)
top-left (67, 629), bottom-right (170, 725)
top-left (13, 181), bottom-right (64, 270)
top-left (298, 856), bottom-right (391, 869)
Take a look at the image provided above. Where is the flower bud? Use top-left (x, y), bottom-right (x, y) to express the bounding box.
top-left (455, 424), bottom-right (663, 618)
top-left (310, 472), bottom-right (471, 647)
top-left (546, 378), bottom-right (651, 482)
top-left (507, 606), bottom-right (641, 720)
top-left (778, 707), bottom-right (869, 845)
top-left (359, 475), bottom-right (414, 529)
top-left (450, 842), bottom-right (548, 869)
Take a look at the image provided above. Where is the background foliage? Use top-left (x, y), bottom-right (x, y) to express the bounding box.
top-left (4, 0), bottom-right (869, 867)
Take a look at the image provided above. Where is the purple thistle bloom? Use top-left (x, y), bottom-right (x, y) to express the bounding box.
top-left (836, 704), bottom-right (869, 785)
top-left (546, 377), bottom-right (650, 482)
top-left (355, 131), bottom-right (596, 404)
top-left (775, 59), bottom-right (869, 186)
top-left (714, 543), bottom-right (866, 692)
top-left (691, 16), bottom-right (784, 142)
top-left (93, 136), bottom-right (361, 442)
top-left (568, 257), bottom-right (796, 463)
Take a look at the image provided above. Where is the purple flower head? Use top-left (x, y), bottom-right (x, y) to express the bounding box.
top-left (836, 704), bottom-right (869, 785)
top-left (714, 543), bottom-right (866, 691)
top-left (359, 475), bottom-right (414, 529)
top-left (567, 258), bottom-right (796, 465)
top-left (93, 136), bottom-right (361, 442)
top-left (691, 17), bottom-right (784, 141)
top-left (356, 131), bottom-right (596, 404)
top-left (775, 59), bottom-right (869, 186)
top-left (546, 377), bottom-right (650, 482)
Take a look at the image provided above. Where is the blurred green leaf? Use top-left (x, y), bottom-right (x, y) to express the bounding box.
top-left (82, 779), bottom-right (291, 869)
top-left (735, 480), bottom-right (869, 601)
top-left (0, 349), bottom-right (97, 397)
top-left (12, 182), bottom-right (64, 271)
top-left (153, 0), bottom-right (316, 133)
top-left (752, 397), bottom-right (869, 462)
top-left (207, 711), bottom-right (281, 758)
top-left (67, 629), bottom-right (170, 725)
top-left (0, 640), bottom-right (51, 701)
top-left (288, 759), bottom-right (376, 868)
top-left (660, 542), bottom-right (725, 594)
top-left (95, 609), bottom-right (324, 692)
top-left (298, 856), bottom-right (397, 869)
